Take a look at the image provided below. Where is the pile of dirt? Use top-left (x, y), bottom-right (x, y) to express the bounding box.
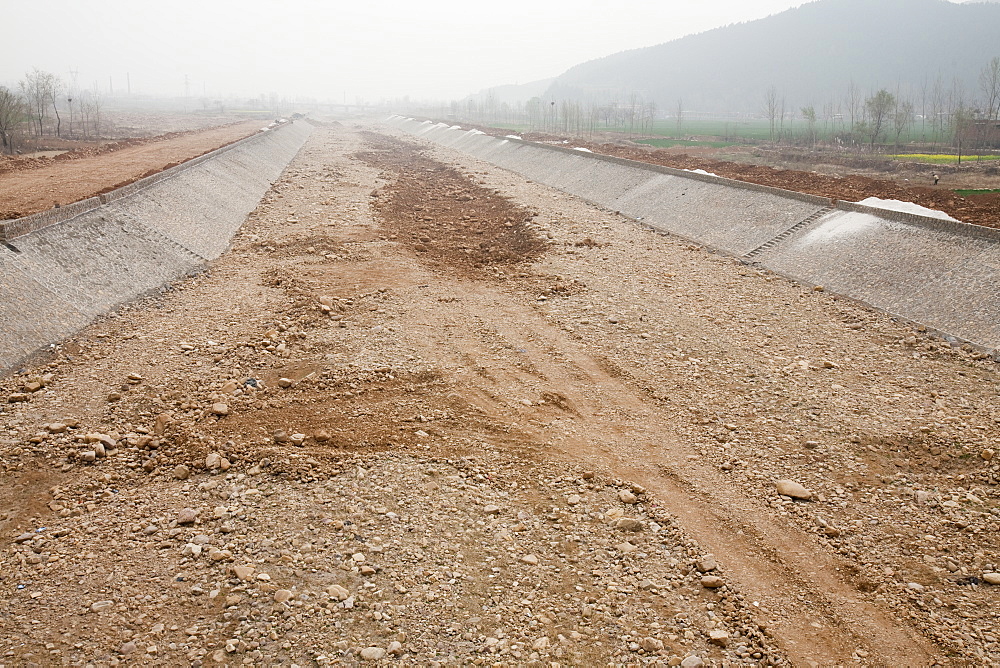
top-left (356, 132), bottom-right (546, 275)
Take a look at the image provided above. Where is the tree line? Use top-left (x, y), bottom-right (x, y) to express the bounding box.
top-left (439, 57), bottom-right (1000, 160)
top-left (763, 57), bottom-right (1000, 161)
top-left (0, 68), bottom-right (106, 155)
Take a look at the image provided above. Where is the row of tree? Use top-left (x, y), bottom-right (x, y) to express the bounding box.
top-left (0, 68), bottom-right (106, 154)
top-left (765, 57), bottom-right (1000, 159)
top-left (441, 57), bottom-right (1000, 158)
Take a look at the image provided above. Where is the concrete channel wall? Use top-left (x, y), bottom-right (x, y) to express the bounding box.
top-left (0, 121), bottom-right (312, 371)
top-left (388, 116), bottom-right (1000, 354)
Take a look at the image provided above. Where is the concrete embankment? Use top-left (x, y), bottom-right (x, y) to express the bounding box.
top-left (0, 121), bottom-right (312, 372)
top-left (388, 117), bottom-right (1000, 355)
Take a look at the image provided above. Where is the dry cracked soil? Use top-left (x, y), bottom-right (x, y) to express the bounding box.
top-left (1, 121), bottom-right (999, 668)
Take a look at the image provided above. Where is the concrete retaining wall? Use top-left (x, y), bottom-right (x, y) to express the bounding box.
top-left (388, 116), bottom-right (1000, 353)
top-left (0, 121), bottom-right (312, 371)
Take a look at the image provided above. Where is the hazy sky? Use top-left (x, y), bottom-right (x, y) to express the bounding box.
top-left (0, 0), bottom-right (979, 102)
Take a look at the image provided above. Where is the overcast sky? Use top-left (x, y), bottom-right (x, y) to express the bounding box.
top-left (0, 0), bottom-right (982, 103)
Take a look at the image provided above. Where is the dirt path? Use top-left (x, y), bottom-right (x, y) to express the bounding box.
top-left (0, 120), bottom-right (265, 219)
top-left (1, 123), bottom-right (998, 666)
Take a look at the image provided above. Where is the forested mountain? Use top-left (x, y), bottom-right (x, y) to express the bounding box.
top-left (543, 0), bottom-right (1000, 113)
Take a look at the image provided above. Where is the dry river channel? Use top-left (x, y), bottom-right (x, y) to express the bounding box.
top-left (1, 121), bottom-right (998, 667)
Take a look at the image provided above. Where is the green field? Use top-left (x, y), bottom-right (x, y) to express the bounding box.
top-left (954, 188), bottom-right (1000, 196)
top-left (466, 117), bottom-right (990, 153)
top-left (890, 153), bottom-right (1000, 165)
top-left (646, 119), bottom-right (774, 141)
top-left (636, 138), bottom-right (737, 149)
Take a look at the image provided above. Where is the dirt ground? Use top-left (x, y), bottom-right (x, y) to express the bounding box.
top-left (1, 122), bottom-right (999, 667)
top-left (0, 120), bottom-right (265, 220)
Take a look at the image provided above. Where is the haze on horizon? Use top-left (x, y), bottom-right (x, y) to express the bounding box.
top-left (1, 0), bottom-right (940, 104)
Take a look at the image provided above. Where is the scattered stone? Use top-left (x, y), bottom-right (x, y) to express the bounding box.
top-left (205, 453), bottom-right (222, 469)
top-left (177, 508), bottom-right (198, 525)
top-left (696, 556), bottom-right (717, 573)
top-left (273, 589), bottom-right (293, 603)
top-left (613, 517), bottom-right (643, 532)
top-left (775, 480), bottom-right (812, 500)
top-left (173, 464), bottom-right (190, 480)
top-left (360, 647), bottom-right (386, 661)
top-left (981, 448), bottom-right (995, 461)
top-left (618, 490), bottom-right (638, 504)
top-left (700, 575), bottom-right (724, 588)
top-left (211, 403), bottom-right (229, 416)
top-left (90, 600), bottom-right (114, 613)
top-left (483, 504), bottom-right (501, 515)
top-left (641, 637), bottom-right (664, 652)
top-left (521, 554), bottom-right (539, 565)
top-left (233, 565), bottom-right (255, 580)
top-left (981, 573), bottom-right (1000, 585)
top-left (327, 584), bottom-right (350, 600)
top-left (708, 629), bottom-right (729, 646)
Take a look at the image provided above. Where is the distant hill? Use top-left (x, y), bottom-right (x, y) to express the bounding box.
top-left (544, 0), bottom-right (1000, 113)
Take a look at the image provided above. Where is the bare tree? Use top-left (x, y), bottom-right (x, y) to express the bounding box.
top-left (977, 56), bottom-right (1000, 153)
top-left (19, 68), bottom-right (56, 136)
top-left (0, 86), bottom-right (27, 154)
top-left (80, 86), bottom-right (104, 139)
top-left (845, 80), bottom-right (863, 136)
top-left (953, 101), bottom-right (973, 165)
top-left (48, 75), bottom-right (64, 137)
top-left (865, 89), bottom-right (895, 149)
top-left (675, 98), bottom-right (683, 134)
top-left (801, 105), bottom-right (817, 147)
top-left (764, 86), bottom-right (779, 141)
top-left (892, 99), bottom-right (914, 150)
top-left (930, 75), bottom-right (946, 143)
